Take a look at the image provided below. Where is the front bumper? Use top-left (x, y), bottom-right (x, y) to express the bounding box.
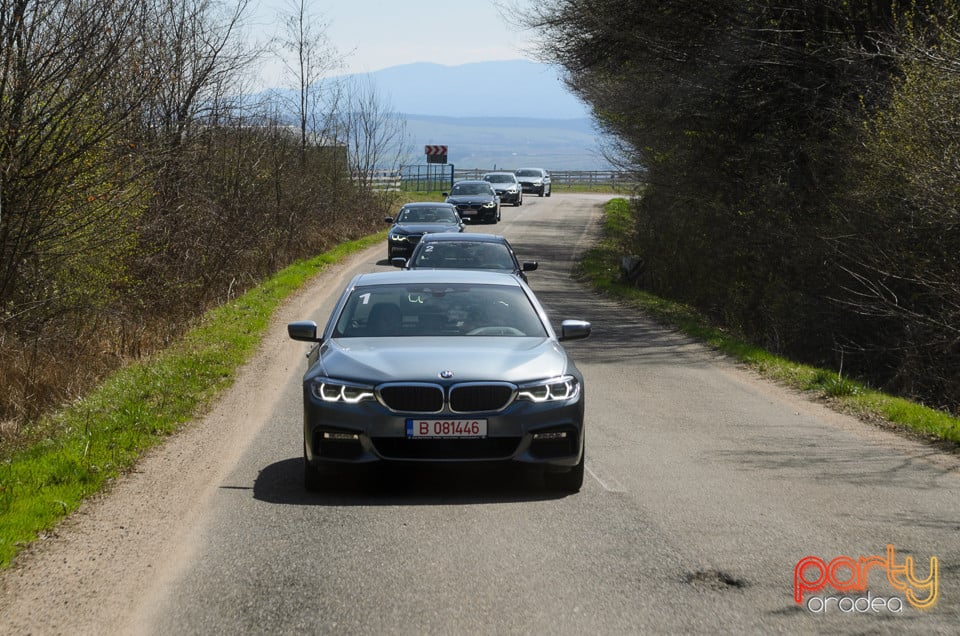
top-left (518, 181), bottom-right (543, 193)
top-left (302, 385), bottom-right (584, 469)
top-left (453, 206), bottom-right (498, 222)
top-left (387, 234), bottom-right (422, 257)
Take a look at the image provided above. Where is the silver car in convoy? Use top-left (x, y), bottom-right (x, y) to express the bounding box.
top-left (514, 167), bottom-right (552, 197)
top-left (482, 171), bottom-right (523, 206)
top-left (287, 269), bottom-right (591, 492)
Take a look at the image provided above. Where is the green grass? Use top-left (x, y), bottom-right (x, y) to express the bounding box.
top-left (551, 183), bottom-right (639, 194)
top-left (576, 198), bottom-right (960, 446)
top-left (0, 233), bottom-right (385, 568)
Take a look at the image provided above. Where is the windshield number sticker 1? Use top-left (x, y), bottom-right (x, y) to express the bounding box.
top-left (407, 419), bottom-right (487, 438)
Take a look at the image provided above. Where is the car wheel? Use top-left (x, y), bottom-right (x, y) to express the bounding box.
top-left (546, 186), bottom-right (552, 197)
top-left (538, 186), bottom-right (544, 197)
top-left (544, 447), bottom-right (584, 493)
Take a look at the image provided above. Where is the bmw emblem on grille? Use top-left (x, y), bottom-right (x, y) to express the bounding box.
top-left (439, 370), bottom-right (455, 379)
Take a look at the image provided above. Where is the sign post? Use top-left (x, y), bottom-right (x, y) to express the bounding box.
top-left (425, 145), bottom-right (448, 164)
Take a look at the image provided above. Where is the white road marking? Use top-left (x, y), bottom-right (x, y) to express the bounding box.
top-left (586, 461), bottom-right (626, 493)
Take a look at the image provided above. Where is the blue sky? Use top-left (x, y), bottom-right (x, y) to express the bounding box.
top-left (249, 0), bottom-right (536, 87)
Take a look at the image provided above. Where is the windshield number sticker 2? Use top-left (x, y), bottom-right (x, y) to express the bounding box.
top-left (406, 419), bottom-right (487, 438)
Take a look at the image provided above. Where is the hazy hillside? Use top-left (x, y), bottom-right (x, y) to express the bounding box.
top-left (338, 60), bottom-right (614, 170)
top-left (361, 60), bottom-right (590, 119)
top-left (400, 114), bottom-right (612, 171)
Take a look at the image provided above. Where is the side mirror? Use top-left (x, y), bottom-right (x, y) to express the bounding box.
top-left (384, 217), bottom-right (394, 223)
top-left (558, 320), bottom-right (591, 342)
top-left (288, 320), bottom-right (320, 342)
top-left (522, 262), bottom-right (538, 272)
top-left (441, 192), bottom-right (449, 197)
top-left (391, 257), bottom-right (407, 268)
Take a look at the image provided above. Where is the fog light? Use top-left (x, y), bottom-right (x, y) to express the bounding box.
top-left (323, 432), bottom-right (360, 441)
top-left (533, 431), bottom-right (568, 440)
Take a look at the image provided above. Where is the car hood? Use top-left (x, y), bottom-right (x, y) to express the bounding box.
top-left (391, 223), bottom-right (460, 235)
top-left (315, 337), bottom-right (570, 384)
top-left (446, 195), bottom-right (496, 204)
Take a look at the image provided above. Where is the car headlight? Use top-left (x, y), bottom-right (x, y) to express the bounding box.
top-left (310, 378), bottom-right (376, 403)
top-left (482, 201), bottom-right (496, 208)
top-left (517, 375), bottom-right (580, 402)
top-left (389, 233), bottom-right (409, 242)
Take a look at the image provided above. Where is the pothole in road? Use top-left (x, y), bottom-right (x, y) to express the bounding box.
top-left (683, 569), bottom-right (748, 591)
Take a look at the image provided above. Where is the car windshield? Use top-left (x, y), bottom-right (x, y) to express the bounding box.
top-left (451, 183), bottom-right (491, 195)
top-left (412, 242), bottom-right (516, 271)
top-left (396, 207), bottom-right (459, 224)
top-left (332, 283), bottom-right (547, 338)
top-left (484, 174), bottom-right (514, 183)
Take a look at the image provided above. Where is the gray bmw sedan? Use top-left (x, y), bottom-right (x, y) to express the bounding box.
top-left (287, 269), bottom-right (591, 492)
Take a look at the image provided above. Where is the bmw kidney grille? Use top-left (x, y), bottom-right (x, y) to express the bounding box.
top-left (376, 382), bottom-right (516, 413)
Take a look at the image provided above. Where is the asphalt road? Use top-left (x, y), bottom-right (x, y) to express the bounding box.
top-left (3, 193), bottom-right (959, 634)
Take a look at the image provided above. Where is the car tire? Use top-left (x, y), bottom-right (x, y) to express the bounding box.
top-left (538, 186), bottom-right (544, 197)
top-left (544, 447), bottom-right (584, 493)
top-left (546, 187), bottom-right (552, 197)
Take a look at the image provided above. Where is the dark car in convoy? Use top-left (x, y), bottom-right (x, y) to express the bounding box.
top-left (287, 269), bottom-right (591, 492)
top-left (385, 202), bottom-right (464, 260)
top-left (515, 168), bottom-right (552, 197)
top-left (392, 232), bottom-right (538, 282)
top-left (482, 172), bottom-right (523, 206)
top-left (443, 180), bottom-right (501, 223)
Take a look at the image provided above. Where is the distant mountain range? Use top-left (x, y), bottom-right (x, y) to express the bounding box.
top-left (399, 114), bottom-right (611, 172)
top-left (330, 60), bottom-right (615, 171)
top-left (248, 61), bottom-right (614, 170)
top-left (352, 60), bottom-right (590, 119)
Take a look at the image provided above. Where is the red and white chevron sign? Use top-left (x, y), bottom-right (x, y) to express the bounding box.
top-left (424, 145), bottom-right (447, 155)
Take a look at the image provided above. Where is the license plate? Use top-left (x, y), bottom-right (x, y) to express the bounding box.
top-left (406, 419), bottom-right (487, 438)
top-left (461, 209), bottom-right (476, 215)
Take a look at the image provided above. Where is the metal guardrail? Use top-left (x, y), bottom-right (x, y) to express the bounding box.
top-left (453, 168), bottom-right (640, 190)
top-left (366, 170), bottom-right (402, 191)
top-left (401, 164), bottom-right (455, 192)
top-left (367, 165), bottom-right (642, 193)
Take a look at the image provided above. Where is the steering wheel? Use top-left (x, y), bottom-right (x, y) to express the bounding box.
top-left (466, 326), bottom-right (525, 336)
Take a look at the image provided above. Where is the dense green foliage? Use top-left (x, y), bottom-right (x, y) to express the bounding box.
top-left (528, 0), bottom-right (960, 410)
